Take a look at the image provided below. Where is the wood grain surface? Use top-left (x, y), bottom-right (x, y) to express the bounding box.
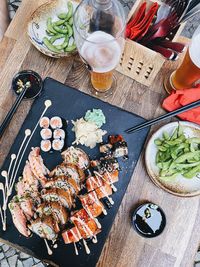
top-left (0, 1), bottom-right (199, 267)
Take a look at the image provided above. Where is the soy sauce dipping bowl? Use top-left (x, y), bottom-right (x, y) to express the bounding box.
top-left (12, 70), bottom-right (43, 99)
top-left (131, 202), bottom-right (166, 238)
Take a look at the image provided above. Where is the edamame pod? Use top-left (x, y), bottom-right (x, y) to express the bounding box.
top-left (68, 17), bottom-right (73, 26)
top-left (47, 18), bottom-right (57, 34)
top-left (65, 43), bottom-right (76, 52)
top-left (43, 37), bottom-right (60, 53)
top-left (66, 2), bottom-right (73, 20)
top-left (53, 25), bottom-right (68, 34)
top-left (55, 36), bottom-right (69, 50)
top-left (58, 13), bottom-right (68, 19)
top-left (66, 24), bottom-right (73, 37)
top-left (50, 34), bottom-right (65, 44)
top-left (54, 19), bottom-right (66, 26)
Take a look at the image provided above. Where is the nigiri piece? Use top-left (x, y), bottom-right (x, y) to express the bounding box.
top-left (9, 198), bottom-right (31, 237)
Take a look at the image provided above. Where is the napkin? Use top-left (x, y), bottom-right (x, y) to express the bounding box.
top-left (162, 84), bottom-right (200, 124)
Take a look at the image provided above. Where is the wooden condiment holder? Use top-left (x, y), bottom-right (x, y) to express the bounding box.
top-left (116, 0), bottom-right (185, 87)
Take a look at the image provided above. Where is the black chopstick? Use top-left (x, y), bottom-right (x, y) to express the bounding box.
top-left (0, 87), bottom-right (28, 138)
top-left (125, 99), bottom-right (200, 134)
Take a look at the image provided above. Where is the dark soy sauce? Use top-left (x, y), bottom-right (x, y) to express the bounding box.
top-left (132, 203), bottom-right (166, 238)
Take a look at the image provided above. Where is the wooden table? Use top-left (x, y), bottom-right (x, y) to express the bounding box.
top-left (0, 1), bottom-right (199, 267)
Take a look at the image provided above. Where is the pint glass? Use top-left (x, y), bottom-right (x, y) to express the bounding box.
top-left (73, 0), bottom-right (125, 97)
top-left (164, 25), bottom-right (200, 92)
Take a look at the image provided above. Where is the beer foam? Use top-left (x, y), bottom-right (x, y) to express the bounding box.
top-left (81, 31), bottom-right (121, 73)
top-left (189, 32), bottom-right (200, 68)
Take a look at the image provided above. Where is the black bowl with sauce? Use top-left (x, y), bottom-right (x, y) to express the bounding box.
top-left (132, 203), bottom-right (166, 238)
top-left (12, 70), bottom-right (43, 99)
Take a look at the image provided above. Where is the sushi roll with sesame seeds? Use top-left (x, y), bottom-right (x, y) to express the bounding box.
top-left (41, 140), bottom-right (51, 152)
top-left (40, 117), bottom-right (50, 128)
top-left (53, 129), bottom-right (65, 140)
top-left (50, 117), bottom-right (62, 129)
top-left (40, 129), bottom-right (52, 140)
top-left (52, 139), bottom-right (64, 151)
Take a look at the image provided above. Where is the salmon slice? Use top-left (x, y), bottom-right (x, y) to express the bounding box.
top-left (62, 226), bottom-right (82, 244)
top-left (86, 176), bottom-right (103, 192)
top-left (28, 147), bottom-right (49, 186)
top-left (20, 196), bottom-right (35, 219)
top-left (79, 191), bottom-right (104, 218)
top-left (71, 209), bottom-right (100, 239)
top-left (95, 183), bottom-right (113, 199)
top-left (9, 199), bottom-right (31, 237)
top-left (102, 170), bottom-right (119, 184)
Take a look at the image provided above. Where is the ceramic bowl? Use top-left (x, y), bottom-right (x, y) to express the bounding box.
top-left (27, 0), bottom-right (79, 58)
top-left (145, 121), bottom-right (200, 197)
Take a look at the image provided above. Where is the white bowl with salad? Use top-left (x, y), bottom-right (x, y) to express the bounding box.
top-left (145, 121), bottom-right (200, 197)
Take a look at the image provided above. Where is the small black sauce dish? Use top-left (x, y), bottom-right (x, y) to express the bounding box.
top-left (132, 202), bottom-right (166, 238)
top-left (12, 70), bottom-right (43, 99)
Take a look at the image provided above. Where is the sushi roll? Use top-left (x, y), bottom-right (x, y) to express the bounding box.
top-left (40, 117), bottom-right (50, 128)
top-left (40, 129), bottom-right (52, 140)
top-left (53, 129), bottom-right (65, 139)
top-left (52, 139), bottom-right (64, 151)
top-left (50, 116), bottom-right (62, 129)
top-left (41, 140), bottom-right (51, 152)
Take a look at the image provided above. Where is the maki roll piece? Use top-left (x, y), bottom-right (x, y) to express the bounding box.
top-left (53, 129), bottom-right (65, 140)
top-left (52, 139), bottom-right (64, 151)
top-left (40, 117), bottom-right (50, 128)
top-left (109, 135), bottom-right (128, 159)
top-left (40, 128), bottom-right (52, 140)
top-left (50, 116), bottom-right (63, 129)
top-left (41, 140), bottom-right (51, 152)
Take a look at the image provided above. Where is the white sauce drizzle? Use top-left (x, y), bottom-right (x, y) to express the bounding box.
top-left (53, 244), bottom-right (58, 249)
top-left (44, 239), bottom-right (53, 255)
top-left (105, 171), bottom-right (117, 192)
top-left (83, 239), bottom-right (90, 254)
top-left (94, 171), bottom-right (114, 205)
top-left (0, 100), bottom-right (52, 231)
top-left (73, 242), bottom-right (79, 255)
top-left (92, 235), bottom-right (98, 243)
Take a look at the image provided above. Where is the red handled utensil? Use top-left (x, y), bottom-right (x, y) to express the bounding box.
top-left (126, 2), bottom-right (147, 38)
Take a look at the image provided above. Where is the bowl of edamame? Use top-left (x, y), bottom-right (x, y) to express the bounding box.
top-left (27, 0), bottom-right (79, 58)
top-left (145, 121), bottom-right (200, 197)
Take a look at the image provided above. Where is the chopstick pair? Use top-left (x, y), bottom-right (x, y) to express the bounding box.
top-left (125, 99), bottom-right (200, 134)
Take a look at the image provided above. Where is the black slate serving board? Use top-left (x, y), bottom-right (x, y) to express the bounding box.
top-left (0, 78), bottom-right (149, 267)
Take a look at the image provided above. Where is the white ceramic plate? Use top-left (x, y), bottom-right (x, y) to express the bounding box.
top-left (145, 121), bottom-right (200, 197)
top-left (27, 0), bottom-right (79, 58)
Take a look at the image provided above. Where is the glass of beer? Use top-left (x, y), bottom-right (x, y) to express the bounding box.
top-left (164, 25), bottom-right (200, 93)
top-left (73, 0), bottom-right (125, 97)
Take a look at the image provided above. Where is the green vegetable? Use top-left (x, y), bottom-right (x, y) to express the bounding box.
top-left (47, 18), bottom-right (57, 34)
top-left (64, 43), bottom-right (76, 52)
top-left (58, 13), bottom-right (68, 19)
top-left (66, 24), bottom-right (73, 37)
top-left (49, 34), bottom-right (65, 44)
top-left (68, 17), bottom-right (73, 26)
top-left (53, 25), bottom-right (68, 34)
top-left (155, 125), bottom-right (200, 180)
top-left (54, 19), bottom-right (66, 26)
top-left (84, 109), bottom-right (106, 128)
top-left (55, 35), bottom-right (69, 50)
top-left (66, 1), bottom-right (73, 20)
top-left (43, 37), bottom-right (60, 53)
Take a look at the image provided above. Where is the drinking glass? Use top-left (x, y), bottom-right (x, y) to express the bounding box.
top-left (73, 0), bottom-right (126, 97)
top-left (164, 25), bottom-right (200, 93)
